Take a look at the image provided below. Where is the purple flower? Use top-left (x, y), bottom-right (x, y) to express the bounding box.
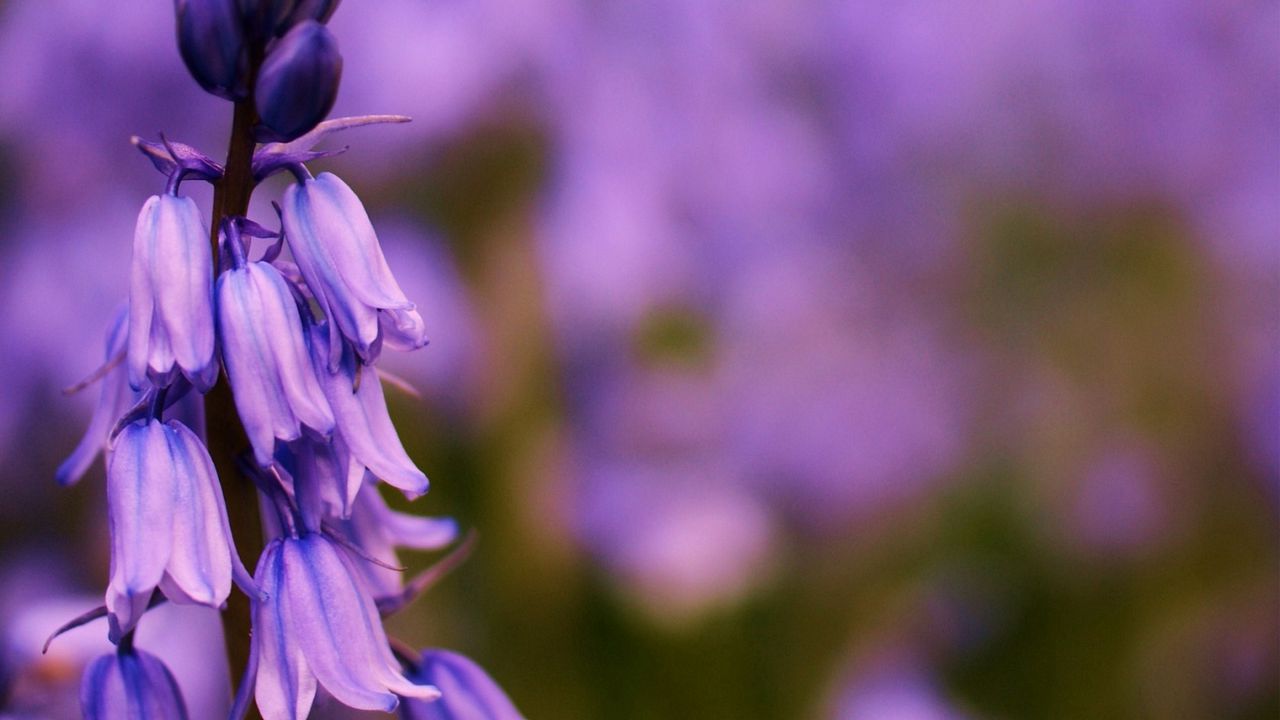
top-left (81, 641), bottom-right (190, 720)
top-left (256, 20), bottom-right (343, 142)
top-left (281, 172), bottom-right (426, 366)
top-left (248, 533), bottom-right (439, 718)
top-left (337, 484), bottom-right (456, 599)
top-left (399, 649), bottom-right (523, 720)
top-left (57, 306), bottom-right (138, 486)
top-left (128, 193), bottom-right (218, 392)
top-left (308, 323), bottom-right (428, 497)
top-left (216, 260), bottom-right (335, 466)
top-left (105, 419), bottom-right (243, 640)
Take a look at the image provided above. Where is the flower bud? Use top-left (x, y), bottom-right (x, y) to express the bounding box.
top-left (128, 194), bottom-right (218, 392)
top-left (81, 643), bottom-right (189, 720)
top-left (400, 650), bottom-right (523, 720)
top-left (175, 0), bottom-right (249, 100)
top-left (238, 0), bottom-right (299, 39)
top-left (281, 0), bottom-right (341, 32)
top-left (256, 20), bottom-right (342, 142)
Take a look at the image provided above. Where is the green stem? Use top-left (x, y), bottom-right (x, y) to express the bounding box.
top-left (207, 98), bottom-right (263, 716)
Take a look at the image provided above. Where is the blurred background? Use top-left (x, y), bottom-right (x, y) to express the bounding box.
top-left (0, 0), bottom-right (1276, 718)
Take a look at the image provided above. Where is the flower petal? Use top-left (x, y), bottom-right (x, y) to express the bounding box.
top-left (105, 421), bottom-right (175, 637)
top-left (160, 421), bottom-right (233, 607)
top-left (254, 541), bottom-right (317, 720)
top-left (279, 535), bottom-right (400, 711)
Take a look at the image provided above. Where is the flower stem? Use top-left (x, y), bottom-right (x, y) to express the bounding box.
top-left (207, 98), bottom-right (264, 716)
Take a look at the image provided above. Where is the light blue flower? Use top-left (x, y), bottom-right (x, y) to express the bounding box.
top-left (57, 306), bottom-right (138, 486)
top-left (307, 322), bottom-right (429, 497)
top-left (247, 533), bottom-right (439, 719)
top-left (105, 418), bottom-right (247, 641)
top-left (216, 260), bottom-right (335, 466)
top-left (281, 172), bottom-right (427, 367)
top-left (128, 193), bottom-right (218, 392)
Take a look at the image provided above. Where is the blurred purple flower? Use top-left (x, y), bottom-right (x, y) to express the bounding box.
top-left (830, 651), bottom-right (969, 720)
top-left (1068, 442), bottom-right (1171, 557)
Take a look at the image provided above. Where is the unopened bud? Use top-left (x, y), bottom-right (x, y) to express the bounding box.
top-left (175, 0), bottom-right (249, 100)
top-left (255, 20), bottom-right (342, 142)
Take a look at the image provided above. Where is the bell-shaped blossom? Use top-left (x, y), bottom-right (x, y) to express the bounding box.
top-left (128, 194), bottom-right (218, 392)
top-left (175, 0), bottom-right (248, 100)
top-left (106, 419), bottom-right (244, 642)
top-left (399, 649), bottom-right (523, 720)
top-left (338, 484), bottom-right (456, 599)
top-left (217, 260), bottom-right (334, 465)
top-left (281, 172), bottom-right (426, 366)
top-left (58, 307), bottom-right (138, 486)
top-left (256, 20), bottom-right (343, 142)
top-left (308, 323), bottom-right (428, 496)
top-left (81, 642), bottom-right (190, 720)
top-left (249, 533), bottom-right (439, 719)
top-left (275, 435), bottom-right (363, 531)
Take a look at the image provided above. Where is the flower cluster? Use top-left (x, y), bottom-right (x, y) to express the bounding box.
top-left (51, 1), bottom-right (520, 718)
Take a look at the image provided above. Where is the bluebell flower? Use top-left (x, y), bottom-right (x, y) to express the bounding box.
top-left (338, 483), bottom-right (456, 599)
top-left (106, 418), bottom-right (246, 640)
top-left (256, 20), bottom-right (343, 142)
top-left (282, 172), bottom-right (427, 366)
top-left (175, 0), bottom-right (249, 101)
top-left (275, 435), bottom-right (361, 532)
top-left (81, 641), bottom-right (190, 720)
top-left (57, 306), bottom-right (137, 486)
top-left (399, 649), bottom-right (523, 720)
top-left (216, 260), bottom-right (335, 465)
top-left (307, 323), bottom-right (428, 497)
top-left (248, 533), bottom-right (439, 718)
top-left (128, 193), bottom-right (218, 392)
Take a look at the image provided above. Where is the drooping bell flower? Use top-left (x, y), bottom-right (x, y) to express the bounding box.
top-left (337, 483), bottom-right (456, 600)
top-left (216, 259), bottom-right (335, 465)
top-left (275, 435), bottom-right (362, 531)
top-left (58, 306), bottom-right (138, 486)
top-left (175, 0), bottom-right (249, 100)
top-left (308, 323), bottom-right (428, 497)
top-left (398, 650), bottom-right (524, 720)
top-left (81, 640), bottom-right (190, 720)
top-left (105, 418), bottom-right (247, 641)
top-left (256, 20), bottom-right (342, 142)
top-left (128, 193), bottom-right (218, 392)
top-left (246, 533), bottom-right (439, 719)
top-left (282, 172), bottom-right (427, 367)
